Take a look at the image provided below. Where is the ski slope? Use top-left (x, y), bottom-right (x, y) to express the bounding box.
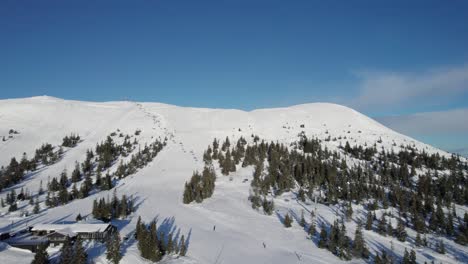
top-left (0, 96), bottom-right (465, 264)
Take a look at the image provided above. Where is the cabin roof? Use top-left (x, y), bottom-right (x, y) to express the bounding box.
top-left (31, 223), bottom-right (111, 233)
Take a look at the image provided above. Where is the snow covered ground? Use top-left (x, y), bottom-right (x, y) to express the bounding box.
top-left (0, 96), bottom-right (466, 263)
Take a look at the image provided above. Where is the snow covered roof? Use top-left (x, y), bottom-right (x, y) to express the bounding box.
top-left (48, 227), bottom-right (77, 237)
top-left (31, 223), bottom-right (111, 233)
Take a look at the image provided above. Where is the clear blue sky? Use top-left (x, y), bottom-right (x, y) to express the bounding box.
top-left (1, 0), bottom-right (468, 154)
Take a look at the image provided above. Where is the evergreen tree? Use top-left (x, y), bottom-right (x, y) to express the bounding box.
top-left (352, 224), bottom-right (369, 259)
top-left (31, 244), bottom-right (49, 264)
top-left (59, 239), bottom-right (74, 264)
top-left (396, 218), bottom-right (407, 242)
top-left (283, 213), bottom-right (293, 228)
top-left (365, 212), bottom-right (373, 230)
top-left (308, 221), bottom-right (317, 236)
top-left (300, 210), bottom-right (306, 227)
top-left (167, 233), bottom-right (174, 254)
top-left (318, 226), bottom-right (328, 248)
top-left (179, 235), bottom-right (187, 256)
top-left (106, 231), bottom-right (122, 264)
top-left (33, 198), bottom-right (40, 214)
top-left (436, 239), bottom-right (445, 254)
top-left (415, 233), bottom-right (422, 247)
top-left (378, 215), bottom-right (387, 235)
top-left (402, 248), bottom-right (410, 264)
top-left (409, 249), bottom-right (417, 264)
top-left (73, 237), bottom-right (88, 264)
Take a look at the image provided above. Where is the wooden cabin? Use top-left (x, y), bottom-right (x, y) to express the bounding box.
top-left (31, 223), bottom-right (116, 242)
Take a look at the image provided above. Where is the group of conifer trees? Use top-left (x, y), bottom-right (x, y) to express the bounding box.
top-left (57, 237), bottom-right (88, 264)
top-left (316, 219), bottom-right (371, 260)
top-left (38, 133), bottom-right (164, 214)
top-left (62, 134), bottom-right (81, 148)
top-left (182, 166), bottom-right (216, 204)
top-left (193, 134), bottom-right (468, 260)
top-left (92, 191), bottom-right (135, 222)
top-left (135, 216), bottom-right (188, 262)
top-left (0, 141), bottom-right (68, 192)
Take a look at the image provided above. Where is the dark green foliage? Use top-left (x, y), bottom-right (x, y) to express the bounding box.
top-left (136, 218), bottom-right (188, 262)
top-left (365, 212), bottom-right (373, 230)
top-left (179, 235), bottom-right (187, 256)
top-left (106, 231), bottom-right (122, 264)
top-left (378, 215), bottom-right (387, 236)
top-left (374, 249), bottom-right (393, 264)
top-left (73, 237), bottom-right (88, 264)
top-left (352, 224), bottom-right (369, 259)
top-left (300, 210), bottom-right (306, 227)
top-left (92, 192), bottom-right (134, 222)
top-left (308, 221), bottom-right (317, 236)
top-left (396, 218), bottom-right (407, 242)
top-left (318, 226), bottom-right (328, 248)
top-left (183, 166), bottom-right (216, 204)
top-left (261, 197), bottom-right (274, 215)
top-left (187, 133), bottom-right (468, 253)
top-left (33, 198), bottom-right (40, 214)
top-left (31, 244), bottom-right (49, 264)
top-left (62, 134), bottom-right (81, 148)
top-left (283, 213), bottom-right (293, 228)
top-left (60, 239), bottom-right (74, 264)
top-left (436, 239), bottom-right (445, 254)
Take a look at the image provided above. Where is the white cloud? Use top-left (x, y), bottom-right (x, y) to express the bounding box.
top-left (376, 108), bottom-right (468, 157)
top-left (350, 64), bottom-right (468, 110)
top-left (376, 108), bottom-right (468, 135)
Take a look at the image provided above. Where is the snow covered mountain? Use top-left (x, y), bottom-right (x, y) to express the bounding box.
top-left (0, 96), bottom-right (466, 264)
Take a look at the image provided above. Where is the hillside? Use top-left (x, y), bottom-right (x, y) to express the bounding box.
top-left (0, 96), bottom-right (466, 264)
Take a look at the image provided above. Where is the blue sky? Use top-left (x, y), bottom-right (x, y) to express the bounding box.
top-left (1, 0), bottom-right (468, 155)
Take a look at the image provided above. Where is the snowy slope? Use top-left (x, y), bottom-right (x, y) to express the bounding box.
top-left (0, 96), bottom-right (465, 264)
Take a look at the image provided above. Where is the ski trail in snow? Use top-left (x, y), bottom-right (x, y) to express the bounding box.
top-left (133, 103), bottom-right (199, 163)
top-left (213, 242), bottom-right (225, 264)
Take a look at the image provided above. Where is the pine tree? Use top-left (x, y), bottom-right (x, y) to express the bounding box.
top-left (378, 215), bottom-right (387, 235)
top-left (167, 233), bottom-right (174, 254)
top-left (318, 227), bottom-right (328, 248)
top-left (409, 249), bottom-right (417, 264)
top-left (106, 232), bottom-right (122, 264)
top-left (31, 244), bottom-right (49, 264)
top-left (299, 210), bottom-right (306, 227)
top-left (436, 239), bottom-right (445, 254)
top-left (308, 222), bottom-right (317, 236)
top-left (33, 198), bottom-right (40, 214)
top-left (396, 218), bottom-right (407, 242)
top-left (73, 237), bottom-right (88, 264)
top-left (179, 234), bottom-right (187, 256)
top-left (352, 224), bottom-right (369, 259)
top-left (365, 212), bottom-right (373, 230)
top-left (415, 233), bottom-right (422, 247)
top-left (59, 239), bottom-right (74, 264)
top-left (402, 248), bottom-right (410, 264)
top-left (283, 213), bottom-right (293, 228)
